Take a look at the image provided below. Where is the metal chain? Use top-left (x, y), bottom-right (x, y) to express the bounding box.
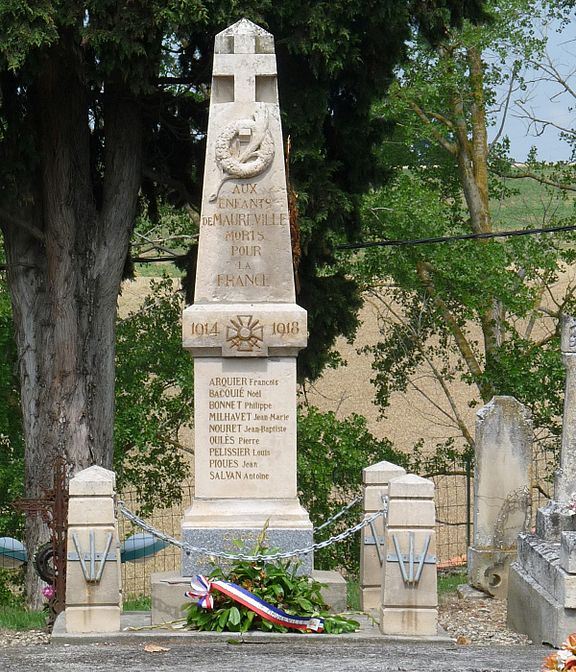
top-left (117, 499), bottom-right (387, 562)
top-left (313, 495), bottom-right (363, 533)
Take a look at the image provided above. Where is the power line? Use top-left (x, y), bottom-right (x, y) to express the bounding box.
top-left (336, 223), bottom-right (576, 251)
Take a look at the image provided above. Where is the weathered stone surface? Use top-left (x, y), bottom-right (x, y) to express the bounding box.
top-left (472, 396), bottom-right (532, 550)
top-left (556, 315), bottom-right (576, 504)
top-left (508, 557), bottom-right (576, 648)
top-left (65, 467), bottom-right (121, 634)
top-left (468, 396), bottom-right (531, 596)
top-left (513, 534), bottom-right (576, 609)
top-left (467, 548), bottom-right (515, 599)
top-left (379, 475), bottom-right (437, 637)
top-left (561, 531), bottom-right (576, 574)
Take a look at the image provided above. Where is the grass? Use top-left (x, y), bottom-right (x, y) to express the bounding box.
top-left (0, 606), bottom-right (46, 630)
top-left (347, 580), bottom-right (361, 611)
top-left (437, 570), bottom-right (467, 596)
top-left (123, 595), bottom-right (152, 611)
top-left (492, 171), bottom-right (575, 232)
top-left (135, 262), bottom-right (183, 278)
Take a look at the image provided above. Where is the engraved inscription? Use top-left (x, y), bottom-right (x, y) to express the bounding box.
top-left (203, 375), bottom-right (289, 484)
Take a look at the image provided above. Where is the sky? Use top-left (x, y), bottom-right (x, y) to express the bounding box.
top-left (493, 13), bottom-right (576, 162)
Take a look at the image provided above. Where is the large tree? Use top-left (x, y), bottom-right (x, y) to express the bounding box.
top-left (0, 1), bottom-right (487, 603)
top-left (351, 0), bottom-right (576, 472)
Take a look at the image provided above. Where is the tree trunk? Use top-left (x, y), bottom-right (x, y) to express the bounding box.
top-left (1, 41), bottom-right (142, 607)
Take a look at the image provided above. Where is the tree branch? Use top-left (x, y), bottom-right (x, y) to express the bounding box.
top-left (408, 101), bottom-right (458, 155)
top-left (0, 208), bottom-right (45, 243)
top-left (492, 168), bottom-right (576, 193)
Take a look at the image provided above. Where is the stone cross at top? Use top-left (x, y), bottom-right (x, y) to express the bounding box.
top-left (213, 19), bottom-right (277, 103)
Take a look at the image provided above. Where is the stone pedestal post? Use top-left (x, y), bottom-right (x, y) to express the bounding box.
top-left (65, 466), bottom-right (121, 633)
top-left (380, 474), bottom-right (438, 637)
top-left (360, 460), bottom-right (406, 611)
top-left (468, 396), bottom-right (532, 597)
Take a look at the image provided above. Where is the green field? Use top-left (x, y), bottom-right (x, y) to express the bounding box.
top-left (492, 170), bottom-right (575, 231)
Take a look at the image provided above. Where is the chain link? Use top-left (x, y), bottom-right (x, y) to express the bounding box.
top-left (313, 495), bottom-right (363, 533)
top-left (117, 498), bottom-right (387, 562)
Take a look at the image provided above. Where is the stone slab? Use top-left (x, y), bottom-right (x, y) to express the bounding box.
top-left (181, 526), bottom-right (313, 577)
top-left (456, 584), bottom-right (487, 600)
top-left (473, 396), bottom-right (532, 549)
top-left (514, 534), bottom-right (576, 609)
top-left (183, 303), bottom-right (307, 357)
top-left (507, 560), bottom-right (576, 647)
top-left (379, 606), bottom-right (438, 637)
top-left (51, 610), bottom-right (454, 646)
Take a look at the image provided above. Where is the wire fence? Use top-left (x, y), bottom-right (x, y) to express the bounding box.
top-left (0, 448), bottom-right (552, 602)
top-left (117, 441), bottom-right (557, 596)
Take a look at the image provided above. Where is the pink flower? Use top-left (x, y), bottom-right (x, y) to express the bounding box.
top-left (42, 585), bottom-right (55, 600)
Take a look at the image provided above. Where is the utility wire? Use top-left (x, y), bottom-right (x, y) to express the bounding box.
top-left (336, 223), bottom-right (576, 251)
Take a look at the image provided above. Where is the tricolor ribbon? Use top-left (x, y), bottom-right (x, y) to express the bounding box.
top-left (185, 575), bottom-right (324, 633)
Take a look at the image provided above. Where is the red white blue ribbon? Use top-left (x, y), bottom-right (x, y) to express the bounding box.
top-left (185, 575), bottom-right (324, 633)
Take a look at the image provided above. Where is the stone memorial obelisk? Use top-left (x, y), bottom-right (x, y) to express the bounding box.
top-left (181, 18), bottom-right (312, 575)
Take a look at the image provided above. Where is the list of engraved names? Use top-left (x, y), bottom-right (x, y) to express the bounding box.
top-left (198, 372), bottom-right (293, 491)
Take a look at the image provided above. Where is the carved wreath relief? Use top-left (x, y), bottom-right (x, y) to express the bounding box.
top-left (209, 108), bottom-right (275, 202)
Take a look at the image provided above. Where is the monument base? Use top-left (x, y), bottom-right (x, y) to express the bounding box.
top-left (181, 497), bottom-right (313, 576)
top-left (467, 546), bottom-right (515, 598)
top-left (507, 533), bottom-right (576, 646)
top-left (151, 569), bottom-right (346, 625)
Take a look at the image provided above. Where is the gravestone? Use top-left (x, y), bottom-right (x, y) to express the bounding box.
top-left (508, 315), bottom-right (576, 646)
top-left (467, 396), bottom-right (532, 598)
top-left (181, 18), bottom-right (312, 575)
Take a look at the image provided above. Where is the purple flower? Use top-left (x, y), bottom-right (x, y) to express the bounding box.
top-left (42, 585), bottom-right (55, 600)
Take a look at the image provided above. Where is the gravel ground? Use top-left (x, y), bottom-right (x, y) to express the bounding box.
top-left (438, 594), bottom-right (531, 646)
top-left (0, 594), bottom-right (533, 649)
top-left (0, 627), bottom-right (50, 647)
